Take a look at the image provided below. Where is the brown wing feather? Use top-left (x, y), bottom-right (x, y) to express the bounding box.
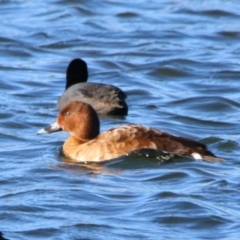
top-left (95, 125), bottom-right (217, 161)
top-left (64, 124), bottom-right (221, 162)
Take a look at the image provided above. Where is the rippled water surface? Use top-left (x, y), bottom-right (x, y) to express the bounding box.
top-left (1, 1), bottom-right (240, 239)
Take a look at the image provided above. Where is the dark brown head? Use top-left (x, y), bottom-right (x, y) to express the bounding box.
top-left (58, 101), bottom-right (100, 140)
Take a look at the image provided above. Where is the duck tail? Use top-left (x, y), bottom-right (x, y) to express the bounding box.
top-left (191, 151), bottom-right (224, 162)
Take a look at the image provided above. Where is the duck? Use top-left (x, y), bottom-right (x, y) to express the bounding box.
top-left (38, 100), bottom-right (224, 163)
top-left (57, 58), bottom-right (128, 115)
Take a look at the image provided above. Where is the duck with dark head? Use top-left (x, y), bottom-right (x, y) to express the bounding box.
top-left (58, 58), bottom-right (128, 116)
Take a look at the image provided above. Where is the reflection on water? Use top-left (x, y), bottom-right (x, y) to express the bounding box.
top-left (57, 148), bottom-right (184, 175)
top-left (1, 0), bottom-right (240, 239)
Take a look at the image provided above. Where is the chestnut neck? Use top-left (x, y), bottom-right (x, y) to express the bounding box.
top-left (58, 101), bottom-right (100, 141)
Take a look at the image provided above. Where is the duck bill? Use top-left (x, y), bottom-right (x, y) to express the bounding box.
top-left (37, 121), bottom-right (62, 134)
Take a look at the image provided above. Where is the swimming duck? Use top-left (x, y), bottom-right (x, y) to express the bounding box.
top-left (38, 100), bottom-right (223, 162)
top-left (57, 58), bottom-right (128, 115)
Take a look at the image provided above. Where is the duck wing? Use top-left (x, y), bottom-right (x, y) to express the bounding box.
top-left (97, 125), bottom-right (223, 162)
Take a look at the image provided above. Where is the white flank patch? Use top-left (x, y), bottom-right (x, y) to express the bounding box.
top-left (191, 152), bottom-right (202, 160)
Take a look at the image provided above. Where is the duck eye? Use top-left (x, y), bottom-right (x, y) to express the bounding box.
top-left (65, 111), bottom-right (70, 116)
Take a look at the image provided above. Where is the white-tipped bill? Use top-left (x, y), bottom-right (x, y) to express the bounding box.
top-left (37, 121), bottom-right (62, 134)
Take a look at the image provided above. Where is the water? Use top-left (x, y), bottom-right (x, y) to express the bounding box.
top-left (1, 1), bottom-right (240, 239)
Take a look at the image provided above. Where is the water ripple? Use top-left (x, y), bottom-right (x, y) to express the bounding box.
top-left (1, 0), bottom-right (240, 239)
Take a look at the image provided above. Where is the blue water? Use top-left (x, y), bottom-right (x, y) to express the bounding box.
top-left (1, 1), bottom-right (240, 239)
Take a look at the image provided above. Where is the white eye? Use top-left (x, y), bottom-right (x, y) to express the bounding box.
top-left (65, 111), bottom-right (70, 115)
